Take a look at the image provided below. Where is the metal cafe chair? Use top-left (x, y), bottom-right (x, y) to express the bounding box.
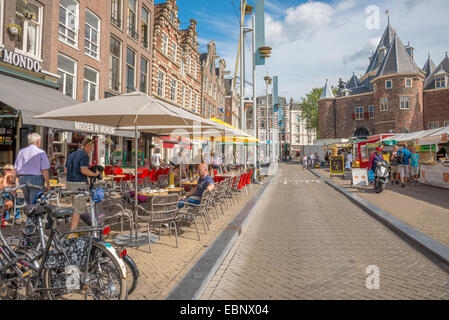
top-left (178, 190), bottom-right (211, 241)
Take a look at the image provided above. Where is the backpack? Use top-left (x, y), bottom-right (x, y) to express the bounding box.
top-left (397, 150), bottom-right (404, 165)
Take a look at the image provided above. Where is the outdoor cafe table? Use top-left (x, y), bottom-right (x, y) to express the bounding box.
top-left (137, 191), bottom-right (169, 197)
top-left (167, 187), bottom-right (184, 194)
top-left (104, 175), bottom-right (126, 179)
top-left (50, 183), bottom-right (66, 188)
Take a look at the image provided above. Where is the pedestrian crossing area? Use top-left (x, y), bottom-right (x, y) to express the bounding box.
top-left (275, 179), bottom-right (322, 185)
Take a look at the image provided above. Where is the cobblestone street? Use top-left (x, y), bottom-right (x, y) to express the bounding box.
top-left (201, 163), bottom-right (449, 300)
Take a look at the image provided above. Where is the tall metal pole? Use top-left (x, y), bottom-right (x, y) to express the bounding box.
top-left (266, 80), bottom-right (269, 160)
top-left (240, 0), bottom-right (245, 169)
top-left (252, 14), bottom-right (257, 181)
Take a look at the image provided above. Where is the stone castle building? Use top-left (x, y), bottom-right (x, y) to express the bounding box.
top-left (318, 21), bottom-right (449, 139)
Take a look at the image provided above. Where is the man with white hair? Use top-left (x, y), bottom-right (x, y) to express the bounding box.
top-left (14, 132), bottom-right (51, 204)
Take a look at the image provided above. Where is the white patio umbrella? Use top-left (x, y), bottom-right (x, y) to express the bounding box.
top-left (34, 92), bottom-right (212, 244)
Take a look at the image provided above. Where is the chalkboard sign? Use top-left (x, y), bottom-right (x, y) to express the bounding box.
top-left (330, 155), bottom-right (345, 176)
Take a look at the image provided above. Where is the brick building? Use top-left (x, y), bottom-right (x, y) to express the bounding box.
top-left (1, 0), bottom-right (154, 165)
top-left (318, 21), bottom-right (449, 139)
top-left (199, 40), bottom-right (227, 121)
top-left (151, 0), bottom-right (201, 114)
top-left (224, 78), bottom-right (240, 127)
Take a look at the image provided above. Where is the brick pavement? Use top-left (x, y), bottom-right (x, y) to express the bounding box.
top-left (201, 163), bottom-right (449, 300)
top-left (315, 167), bottom-right (449, 247)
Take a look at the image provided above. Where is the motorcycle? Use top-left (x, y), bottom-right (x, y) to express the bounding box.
top-left (374, 160), bottom-right (389, 193)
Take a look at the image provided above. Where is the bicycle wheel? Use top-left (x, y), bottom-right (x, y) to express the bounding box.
top-left (43, 242), bottom-right (127, 300)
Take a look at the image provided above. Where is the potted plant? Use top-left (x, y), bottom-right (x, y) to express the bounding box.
top-left (7, 23), bottom-right (22, 36)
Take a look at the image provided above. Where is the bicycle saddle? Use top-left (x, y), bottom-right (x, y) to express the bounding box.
top-left (50, 207), bottom-right (74, 219)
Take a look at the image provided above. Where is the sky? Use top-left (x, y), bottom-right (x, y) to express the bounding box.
top-left (165, 0), bottom-right (449, 102)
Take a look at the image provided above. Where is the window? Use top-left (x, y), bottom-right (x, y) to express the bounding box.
top-left (109, 36), bottom-right (121, 92)
top-left (355, 106), bottom-right (364, 120)
top-left (141, 6), bottom-right (150, 49)
top-left (405, 78), bottom-right (412, 87)
top-left (59, 0), bottom-right (78, 47)
top-left (369, 105), bottom-right (375, 118)
top-left (181, 85), bottom-right (185, 107)
top-left (15, 0), bottom-right (43, 58)
top-left (83, 67), bottom-right (98, 102)
top-left (161, 33), bottom-right (168, 55)
top-left (296, 114), bottom-right (300, 122)
top-left (209, 80), bottom-right (212, 95)
top-left (139, 58), bottom-right (148, 94)
top-left (445, 121), bottom-right (449, 127)
top-left (429, 122), bottom-right (439, 129)
top-left (296, 125), bottom-right (300, 133)
top-left (172, 42), bottom-right (177, 62)
top-left (111, 0), bottom-right (122, 28)
top-left (194, 93), bottom-right (198, 112)
top-left (189, 90), bottom-right (193, 109)
top-left (57, 54), bottom-right (77, 98)
top-left (186, 57), bottom-right (191, 74)
top-left (157, 71), bottom-right (165, 97)
top-left (127, 0), bottom-right (137, 39)
top-left (180, 59), bottom-right (185, 76)
top-left (373, 83), bottom-right (377, 92)
top-left (85, 10), bottom-right (100, 59)
top-left (126, 48), bottom-right (136, 92)
top-left (380, 97), bottom-right (388, 111)
top-left (296, 136), bottom-right (300, 143)
top-left (192, 62), bottom-right (196, 78)
top-left (170, 79), bottom-right (177, 102)
top-left (203, 76), bottom-right (208, 91)
top-left (170, 12), bottom-right (175, 24)
top-left (400, 96), bottom-right (410, 110)
top-left (385, 80), bottom-right (392, 89)
top-left (436, 75), bottom-right (446, 88)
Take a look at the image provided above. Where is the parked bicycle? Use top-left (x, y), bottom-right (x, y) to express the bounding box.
top-left (0, 184), bottom-right (128, 300)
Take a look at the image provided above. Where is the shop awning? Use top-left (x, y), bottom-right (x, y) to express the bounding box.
top-left (0, 73), bottom-right (134, 137)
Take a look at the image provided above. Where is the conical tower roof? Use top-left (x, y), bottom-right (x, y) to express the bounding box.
top-left (347, 73), bottom-right (361, 89)
top-left (320, 80), bottom-right (335, 99)
top-left (364, 22), bottom-right (395, 75)
top-left (424, 53), bottom-right (449, 89)
top-left (375, 33), bottom-right (422, 78)
top-left (423, 54), bottom-right (436, 78)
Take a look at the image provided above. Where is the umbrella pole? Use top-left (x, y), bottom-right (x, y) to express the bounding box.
top-left (134, 125), bottom-right (138, 241)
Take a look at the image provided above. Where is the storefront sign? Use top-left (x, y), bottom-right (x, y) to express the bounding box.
top-left (352, 168), bottom-right (368, 187)
top-left (330, 155), bottom-right (345, 176)
top-left (74, 122), bottom-right (116, 135)
top-left (0, 48), bottom-right (41, 73)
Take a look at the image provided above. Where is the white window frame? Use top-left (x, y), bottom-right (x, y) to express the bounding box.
top-left (111, 0), bottom-right (122, 29)
top-left (405, 78), bottom-right (412, 87)
top-left (109, 36), bottom-right (122, 92)
top-left (373, 83), bottom-right (377, 92)
top-left (399, 96), bottom-right (410, 110)
top-left (170, 78), bottom-right (177, 102)
top-left (428, 122), bottom-right (439, 129)
top-left (161, 33), bottom-right (168, 55)
top-left (172, 41), bottom-right (177, 62)
top-left (139, 57), bottom-right (149, 94)
top-left (157, 71), bottom-right (165, 97)
top-left (194, 93), bottom-right (198, 112)
top-left (127, 0), bottom-right (138, 40)
top-left (355, 106), bottom-right (364, 120)
top-left (57, 53), bottom-right (77, 99)
top-left (180, 59), bottom-right (185, 77)
top-left (181, 85), bottom-right (186, 108)
top-left (83, 66), bottom-right (99, 102)
top-left (189, 89), bottom-right (193, 110)
top-left (444, 121), bottom-right (449, 127)
top-left (59, 0), bottom-right (79, 48)
top-left (385, 80), bottom-right (392, 89)
top-left (84, 9), bottom-right (100, 60)
top-left (436, 75), bottom-right (447, 88)
top-left (369, 105), bottom-right (375, 119)
top-left (126, 47), bottom-right (136, 92)
top-left (15, 0), bottom-right (43, 59)
top-left (141, 6), bottom-right (150, 49)
top-left (380, 97), bottom-right (388, 111)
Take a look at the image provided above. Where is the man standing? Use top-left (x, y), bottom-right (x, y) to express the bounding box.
top-left (436, 143), bottom-right (447, 161)
top-left (389, 145), bottom-right (400, 185)
top-left (65, 138), bottom-right (100, 230)
top-left (410, 147), bottom-right (421, 186)
top-left (179, 163), bottom-right (214, 208)
top-left (398, 144), bottom-right (412, 188)
top-left (15, 133), bottom-right (51, 204)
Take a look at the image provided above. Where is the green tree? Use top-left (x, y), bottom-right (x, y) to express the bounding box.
top-left (299, 86), bottom-right (337, 139)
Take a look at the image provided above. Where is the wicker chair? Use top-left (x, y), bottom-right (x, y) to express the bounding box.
top-left (135, 193), bottom-right (180, 253)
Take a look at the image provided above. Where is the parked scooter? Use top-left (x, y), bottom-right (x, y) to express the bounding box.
top-left (374, 160), bottom-right (389, 193)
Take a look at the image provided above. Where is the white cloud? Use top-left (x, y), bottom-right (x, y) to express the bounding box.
top-left (254, 0), bottom-right (449, 101)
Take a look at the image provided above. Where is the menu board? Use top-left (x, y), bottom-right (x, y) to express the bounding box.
top-left (330, 155), bottom-right (345, 176)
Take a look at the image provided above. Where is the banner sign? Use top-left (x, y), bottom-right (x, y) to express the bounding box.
top-left (351, 168), bottom-right (368, 187)
top-left (330, 155), bottom-right (345, 176)
top-left (255, 0), bottom-right (265, 66)
top-left (0, 48), bottom-right (41, 73)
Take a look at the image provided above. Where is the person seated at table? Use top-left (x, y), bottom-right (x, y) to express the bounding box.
top-left (178, 163), bottom-right (214, 208)
top-left (171, 165), bottom-right (187, 185)
top-left (0, 165), bottom-right (23, 226)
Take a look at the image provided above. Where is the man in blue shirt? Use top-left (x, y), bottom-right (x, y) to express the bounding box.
top-left (398, 143), bottom-right (412, 188)
top-left (65, 138), bottom-right (100, 230)
top-left (179, 163), bottom-right (214, 208)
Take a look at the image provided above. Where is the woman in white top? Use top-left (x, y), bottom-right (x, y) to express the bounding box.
top-left (151, 148), bottom-right (164, 169)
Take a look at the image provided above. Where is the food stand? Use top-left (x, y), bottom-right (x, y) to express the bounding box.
top-left (415, 127), bottom-right (449, 189)
top-left (353, 134), bottom-right (395, 168)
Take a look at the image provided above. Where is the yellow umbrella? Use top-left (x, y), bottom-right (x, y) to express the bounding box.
top-left (209, 117), bottom-right (259, 143)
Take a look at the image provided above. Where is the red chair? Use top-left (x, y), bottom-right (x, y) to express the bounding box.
top-left (164, 168), bottom-right (170, 175)
top-left (245, 169), bottom-right (253, 192)
top-left (213, 169), bottom-right (218, 176)
top-left (149, 169), bottom-right (156, 182)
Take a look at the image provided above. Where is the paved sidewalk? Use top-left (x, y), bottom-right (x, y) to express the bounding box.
top-left (315, 168), bottom-right (449, 247)
top-left (201, 163), bottom-right (449, 300)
